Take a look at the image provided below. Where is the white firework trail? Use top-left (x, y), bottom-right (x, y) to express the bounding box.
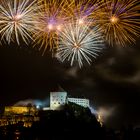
top-left (0, 0), bottom-right (37, 44)
top-left (57, 19), bottom-right (104, 67)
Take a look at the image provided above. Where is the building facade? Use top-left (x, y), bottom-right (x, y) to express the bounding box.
top-left (67, 98), bottom-right (89, 108)
top-left (50, 92), bottom-right (90, 109)
top-left (0, 106), bottom-right (39, 127)
top-left (4, 106), bottom-right (37, 116)
top-left (50, 92), bottom-right (67, 110)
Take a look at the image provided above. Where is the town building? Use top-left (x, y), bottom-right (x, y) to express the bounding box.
top-left (0, 106), bottom-right (39, 127)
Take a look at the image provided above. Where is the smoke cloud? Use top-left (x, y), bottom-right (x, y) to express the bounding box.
top-left (14, 98), bottom-right (49, 107)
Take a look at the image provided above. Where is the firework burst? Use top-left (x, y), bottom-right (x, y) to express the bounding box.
top-left (100, 0), bottom-right (140, 47)
top-left (0, 0), bottom-right (37, 44)
top-left (67, 0), bottom-right (103, 27)
top-left (57, 20), bottom-right (104, 67)
top-left (33, 0), bottom-right (73, 53)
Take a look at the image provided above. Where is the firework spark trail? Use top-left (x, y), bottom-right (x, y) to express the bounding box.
top-left (57, 20), bottom-right (104, 67)
top-left (0, 0), bottom-right (37, 44)
top-left (67, 0), bottom-right (104, 26)
top-left (99, 0), bottom-right (140, 47)
top-left (33, 0), bottom-right (74, 53)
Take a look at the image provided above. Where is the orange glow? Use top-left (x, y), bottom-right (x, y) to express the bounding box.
top-left (78, 19), bottom-right (84, 25)
top-left (14, 14), bottom-right (22, 21)
top-left (56, 25), bottom-right (62, 31)
top-left (110, 16), bottom-right (118, 24)
top-left (48, 24), bottom-right (53, 30)
top-left (74, 43), bottom-right (80, 48)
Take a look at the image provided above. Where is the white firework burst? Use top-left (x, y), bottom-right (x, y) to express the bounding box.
top-left (57, 20), bottom-right (104, 68)
top-left (0, 0), bottom-right (37, 44)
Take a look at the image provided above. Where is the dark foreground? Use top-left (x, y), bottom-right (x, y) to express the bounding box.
top-left (0, 104), bottom-right (140, 140)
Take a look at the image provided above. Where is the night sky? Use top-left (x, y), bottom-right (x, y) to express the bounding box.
top-left (0, 39), bottom-right (140, 129)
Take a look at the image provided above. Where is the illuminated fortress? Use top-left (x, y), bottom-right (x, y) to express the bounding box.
top-left (45, 91), bottom-right (90, 110)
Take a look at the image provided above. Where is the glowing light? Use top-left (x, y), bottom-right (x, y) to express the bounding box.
top-left (36, 105), bottom-right (40, 109)
top-left (110, 16), bottom-right (118, 24)
top-left (56, 25), bottom-right (62, 31)
top-left (74, 43), bottom-right (79, 49)
top-left (78, 19), bottom-right (84, 25)
top-left (14, 14), bottom-right (22, 21)
top-left (48, 24), bottom-right (53, 30)
top-left (97, 114), bottom-right (103, 126)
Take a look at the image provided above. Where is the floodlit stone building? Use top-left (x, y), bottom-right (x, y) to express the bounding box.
top-left (50, 92), bottom-right (67, 110)
top-left (50, 92), bottom-right (89, 110)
